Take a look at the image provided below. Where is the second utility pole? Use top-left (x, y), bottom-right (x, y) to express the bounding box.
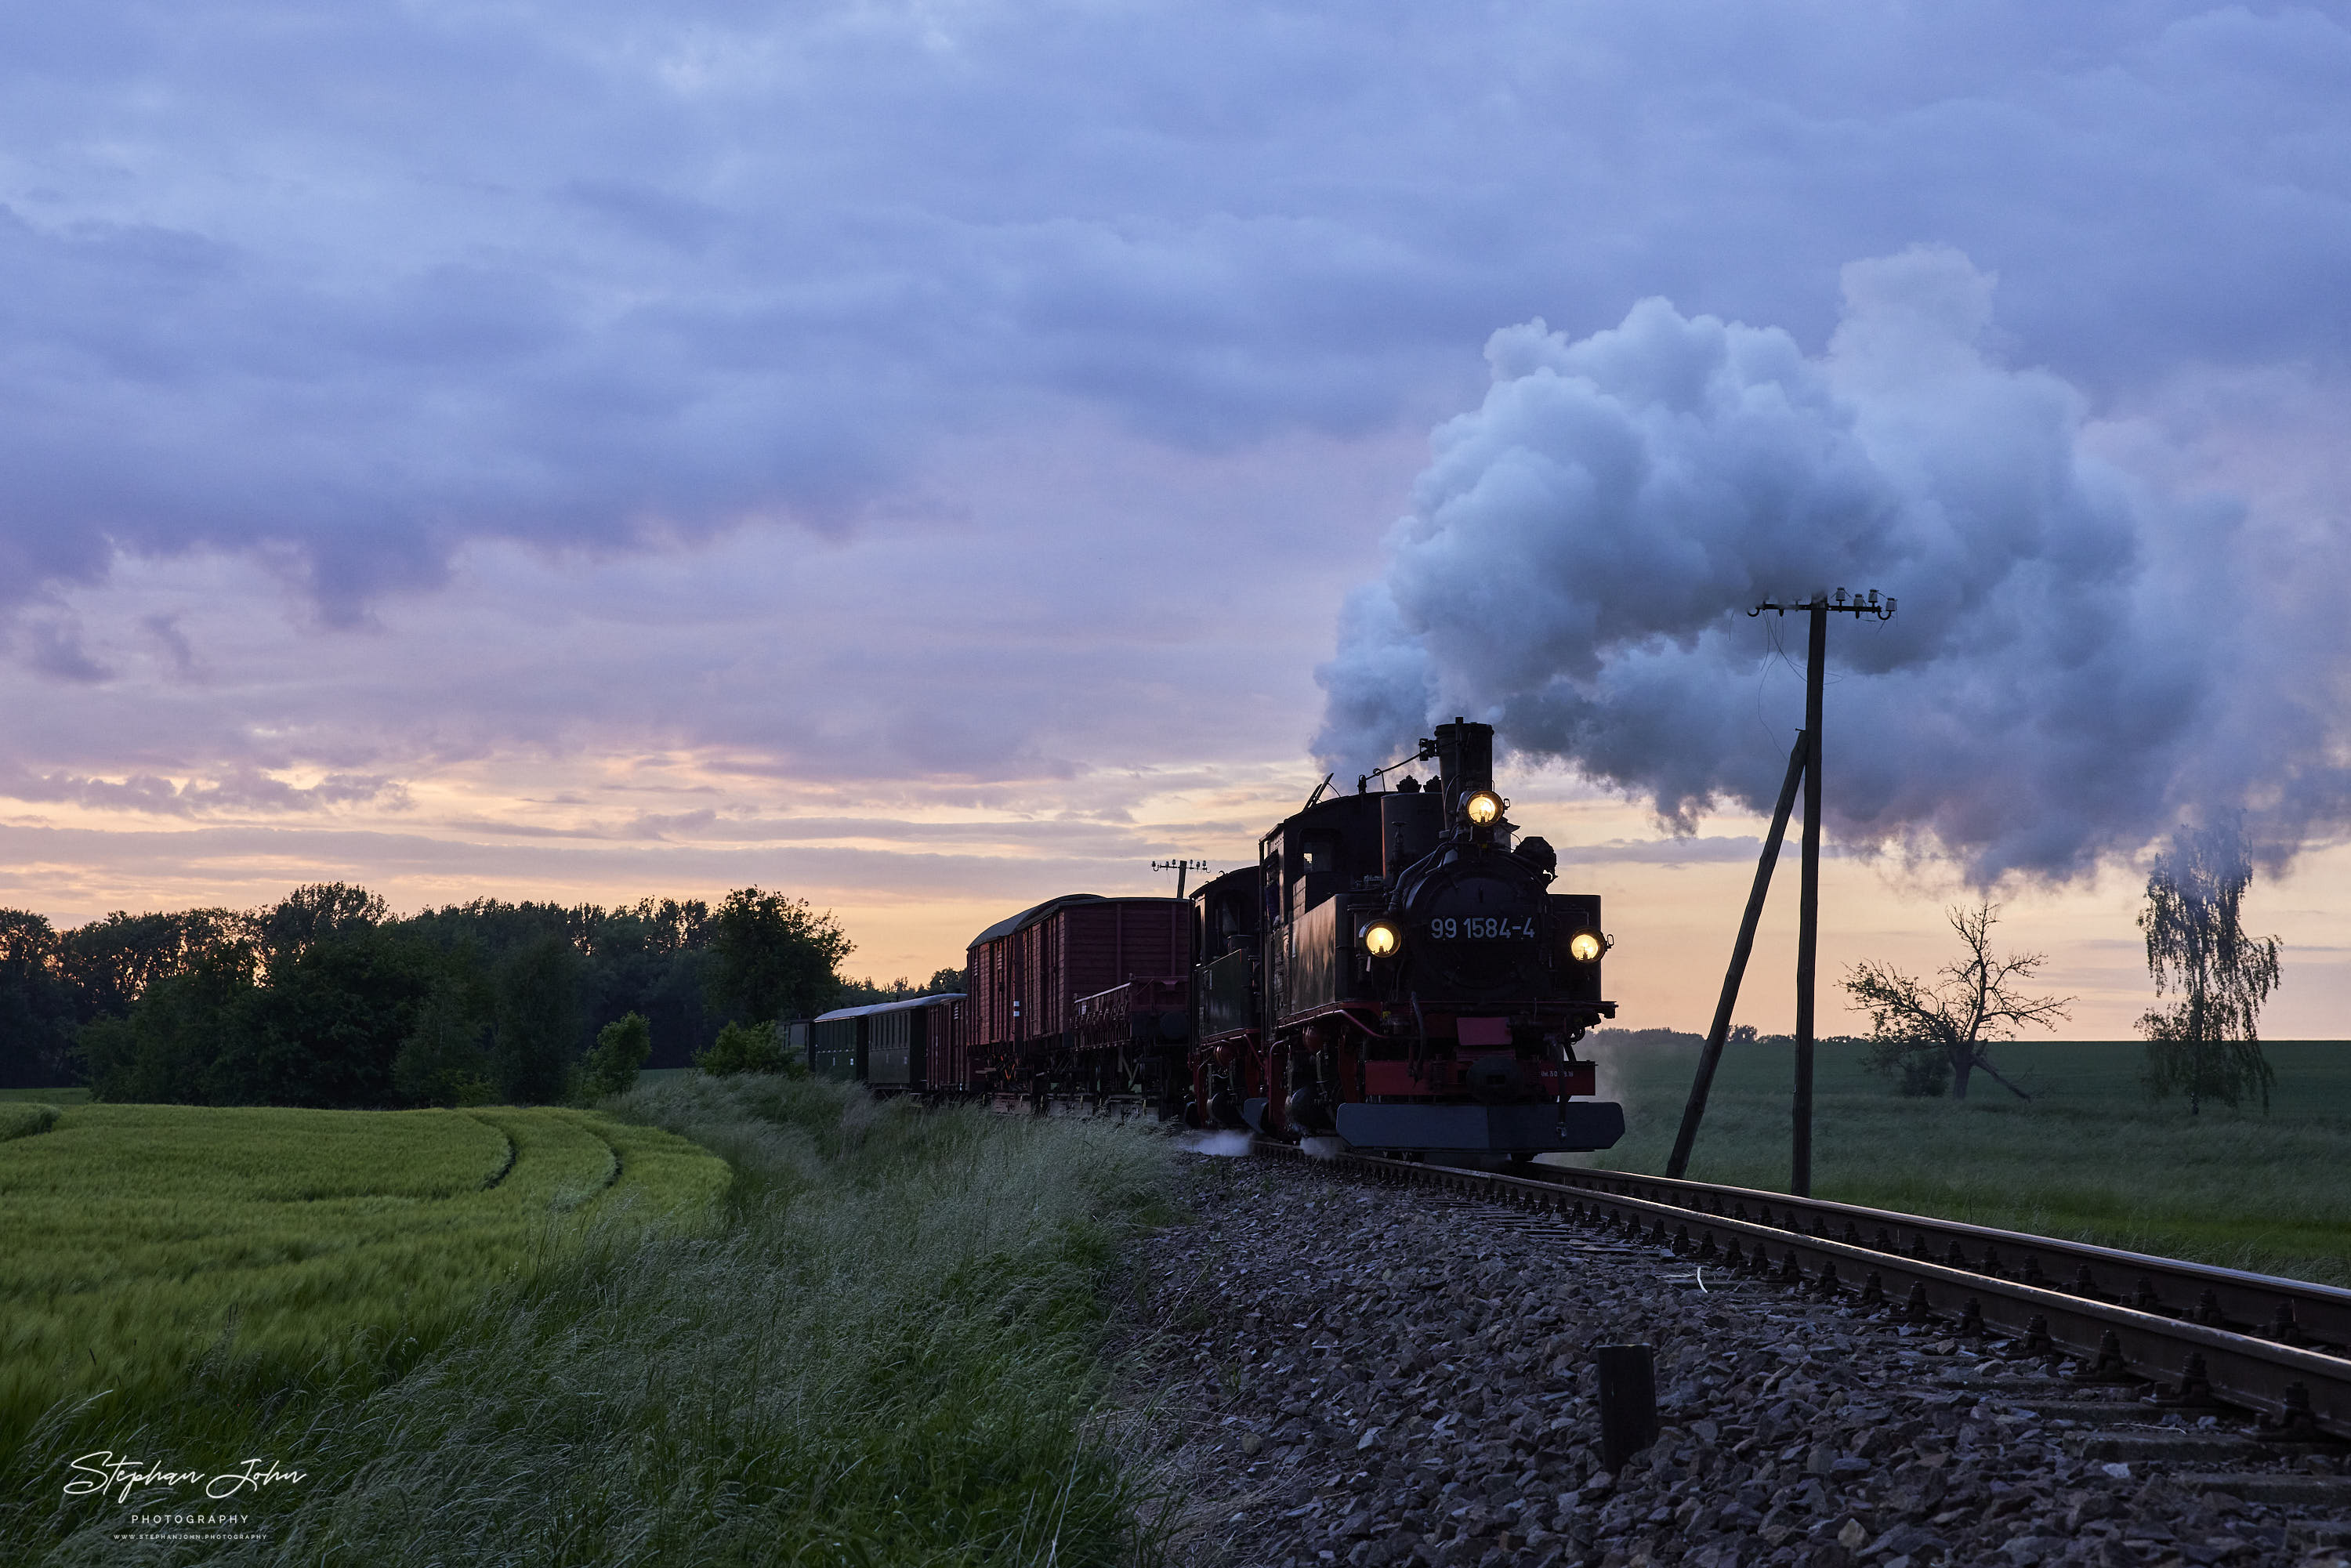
top-left (1748, 588), bottom-right (1894, 1197)
top-left (1667, 589), bottom-right (1894, 1195)
top-left (1773, 588), bottom-right (1893, 1196)
top-left (1152, 858), bottom-right (1209, 899)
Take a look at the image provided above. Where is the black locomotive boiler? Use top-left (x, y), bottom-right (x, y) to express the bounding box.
top-left (1189, 719), bottom-right (1624, 1156)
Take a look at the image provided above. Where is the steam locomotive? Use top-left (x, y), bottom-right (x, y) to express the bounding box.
top-left (810, 719), bottom-right (1625, 1159)
top-left (1188, 719), bottom-right (1623, 1155)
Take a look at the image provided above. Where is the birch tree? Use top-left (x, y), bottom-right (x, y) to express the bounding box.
top-left (2139, 823), bottom-right (2282, 1114)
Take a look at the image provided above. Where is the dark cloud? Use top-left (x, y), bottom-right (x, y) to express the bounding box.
top-left (0, 404), bottom-right (1396, 831)
top-left (18, 616), bottom-right (110, 683)
top-left (1559, 835), bottom-right (1798, 869)
top-left (139, 614), bottom-right (198, 679)
top-left (0, 765), bottom-right (405, 816)
top-left (1315, 247), bottom-right (2351, 881)
top-left (0, 2), bottom-right (2344, 617)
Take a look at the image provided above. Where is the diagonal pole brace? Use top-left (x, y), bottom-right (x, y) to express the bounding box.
top-left (1665, 729), bottom-right (1809, 1180)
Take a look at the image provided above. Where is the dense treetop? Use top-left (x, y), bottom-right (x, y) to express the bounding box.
top-left (0, 885), bottom-right (941, 1107)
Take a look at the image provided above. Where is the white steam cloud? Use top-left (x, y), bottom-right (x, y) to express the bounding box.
top-left (1315, 247), bottom-right (2351, 881)
top-left (1178, 1130), bottom-right (1255, 1157)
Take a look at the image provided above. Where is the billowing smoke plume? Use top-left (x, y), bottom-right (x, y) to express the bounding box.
top-left (1315, 247), bottom-right (2351, 880)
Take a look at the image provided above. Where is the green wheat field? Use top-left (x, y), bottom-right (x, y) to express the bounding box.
top-left (2, 1079), bottom-right (1171, 1565)
top-left (0, 1101), bottom-right (730, 1461)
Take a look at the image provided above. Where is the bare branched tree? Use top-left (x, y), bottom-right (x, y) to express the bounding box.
top-left (2139, 821), bottom-right (2282, 1114)
top-left (1841, 900), bottom-right (2072, 1100)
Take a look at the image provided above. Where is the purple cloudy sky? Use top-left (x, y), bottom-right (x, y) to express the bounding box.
top-left (3, 2), bottom-right (2348, 1034)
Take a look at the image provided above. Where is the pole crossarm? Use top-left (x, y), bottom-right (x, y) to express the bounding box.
top-left (1751, 588), bottom-right (1896, 621)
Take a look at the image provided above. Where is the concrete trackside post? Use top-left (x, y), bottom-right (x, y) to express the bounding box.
top-left (1596, 1343), bottom-right (1659, 1472)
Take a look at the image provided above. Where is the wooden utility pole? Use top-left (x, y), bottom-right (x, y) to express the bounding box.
top-left (1793, 598), bottom-right (1828, 1195)
top-left (1665, 588), bottom-right (1893, 1196)
top-left (1152, 858), bottom-right (1209, 899)
top-left (1773, 588), bottom-right (1892, 1196)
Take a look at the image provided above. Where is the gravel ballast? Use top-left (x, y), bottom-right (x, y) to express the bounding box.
top-left (1129, 1149), bottom-right (2351, 1568)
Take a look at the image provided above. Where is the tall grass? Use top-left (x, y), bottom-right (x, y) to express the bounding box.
top-left (1570, 1036), bottom-right (2351, 1285)
top-left (10, 1077), bottom-right (1175, 1566)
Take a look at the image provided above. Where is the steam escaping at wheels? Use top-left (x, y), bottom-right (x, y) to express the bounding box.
top-left (1179, 1131), bottom-right (1255, 1157)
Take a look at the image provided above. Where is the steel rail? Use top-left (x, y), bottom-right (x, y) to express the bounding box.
top-left (1252, 1141), bottom-right (2351, 1443)
top-left (1526, 1164), bottom-right (2351, 1354)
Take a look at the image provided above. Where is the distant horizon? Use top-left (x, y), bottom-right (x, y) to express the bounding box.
top-left (6, 826), bottom-right (2342, 1044)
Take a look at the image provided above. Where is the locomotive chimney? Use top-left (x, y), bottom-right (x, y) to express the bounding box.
top-left (1433, 718), bottom-right (1494, 817)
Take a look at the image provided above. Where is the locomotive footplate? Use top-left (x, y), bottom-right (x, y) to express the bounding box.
top-left (1332, 1099), bottom-right (1626, 1153)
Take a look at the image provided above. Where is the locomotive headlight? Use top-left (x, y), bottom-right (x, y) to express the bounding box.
top-left (1360, 917), bottom-right (1404, 958)
top-left (1569, 931), bottom-right (1606, 963)
top-left (1463, 790), bottom-right (1503, 827)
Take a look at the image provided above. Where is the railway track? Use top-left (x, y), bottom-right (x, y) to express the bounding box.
top-left (1252, 1139), bottom-right (2351, 1447)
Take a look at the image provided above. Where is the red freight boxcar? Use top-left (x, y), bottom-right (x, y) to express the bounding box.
top-left (963, 893), bottom-right (1187, 1102)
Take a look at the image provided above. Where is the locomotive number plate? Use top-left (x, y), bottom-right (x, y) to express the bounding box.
top-left (1427, 916), bottom-right (1538, 940)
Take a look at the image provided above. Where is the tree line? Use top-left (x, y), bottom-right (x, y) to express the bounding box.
top-left (0, 883), bottom-right (927, 1106)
